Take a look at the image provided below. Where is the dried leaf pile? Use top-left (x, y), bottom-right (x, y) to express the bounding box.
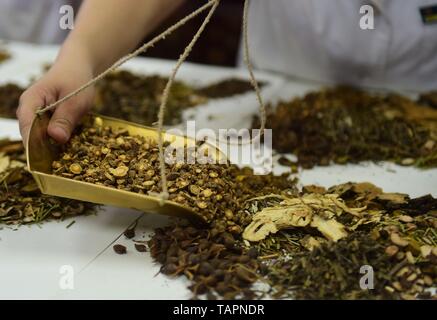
top-left (95, 71), bottom-right (255, 126)
top-left (0, 139), bottom-right (96, 225)
top-left (147, 182), bottom-right (436, 300)
top-left (253, 86), bottom-right (437, 168)
top-left (95, 71), bottom-right (206, 126)
top-left (0, 83), bottom-right (24, 118)
top-left (0, 72), bottom-right (255, 123)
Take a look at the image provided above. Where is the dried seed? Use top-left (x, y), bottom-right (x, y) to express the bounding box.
top-left (406, 273), bottom-right (417, 282)
top-left (143, 180), bottom-right (155, 187)
top-left (135, 244), bottom-right (147, 252)
top-left (398, 215), bottom-right (413, 223)
top-left (196, 201), bottom-right (208, 209)
top-left (189, 185), bottom-right (200, 195)
top-left (113, 244), bottom-right (127, 254)
top-left (202, 188), bottom-right (213, 197)
top-left (110, 165), bottom-right (129, 177)
top-left (390, 232), bottom-right (409, 247)
top-left (69, 163), bottom-right (82, 175)
top-left (385, 245), bottom-right (399, 257)
top-left (124, 227), bottom-right (136, 239)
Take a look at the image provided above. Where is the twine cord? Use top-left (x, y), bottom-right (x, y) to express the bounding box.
top-left (154, 0), bottom-right (220, 202)
top-left (242, 0), bottom-right (266, 139)
top-left (215, 0), bottom-right (266, 146)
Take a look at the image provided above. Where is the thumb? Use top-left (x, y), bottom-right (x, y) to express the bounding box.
top-left (16, 85), bottom-right (55, 146)
top-left (47, 91), bottom-right (92, 143)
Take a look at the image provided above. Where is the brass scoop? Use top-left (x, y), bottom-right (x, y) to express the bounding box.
top-left (26, 113), bottom-right (227, 224)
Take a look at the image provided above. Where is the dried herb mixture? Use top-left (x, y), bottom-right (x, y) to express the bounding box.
top-left (0, 139), bottom-right (96, 225)
top-left (253, 86), bottom-right (437, 168)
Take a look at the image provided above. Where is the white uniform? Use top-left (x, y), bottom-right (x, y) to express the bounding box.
top-left (0, 0), bottom-right (435, 91)
top-left (0, 0), bottom-right (79, 44)
top-left (247, 0), bottom-right (437, 91)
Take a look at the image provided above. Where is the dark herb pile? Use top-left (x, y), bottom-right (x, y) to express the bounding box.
top-left (94, 71), bottom-right (207, 126)
top-left (147, 182), bottom-right (436, 300)
top-left (95, 71), bottom-right (256, 126)
top-left (147, 171), bottom-right (299, 300)
top-left (253, 86), bottom-right (437, 168)
top-left (196, 78), bottom-right (261, 98)
top-left (0, 139), bottom-right (96, 225)
top-left (0, 83), bottom-right (24, 119)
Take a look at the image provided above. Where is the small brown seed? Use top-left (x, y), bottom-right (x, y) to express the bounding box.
top-left (398, 215), bottom-right (414, 223)
top-left (143, 180), bottom-right (155, 187)
top-left (189, 185), bottom-right (200, 195)
top-left (390, 232), bottom-right (409, 247)
top-left (385, 245), bottom-right (399, 257)
top-left (134, 244), bottom-right (147, 252)
top-left (124, 227), bottom-right (135, 239)
top-left (69, 163), bottom-right (82, 175)
top-left (110, 165), bottom-right (129, 177)
top-left (407, 273), bottom-right (417, 282)
top-left (113, 244), bottom-right (127, 254)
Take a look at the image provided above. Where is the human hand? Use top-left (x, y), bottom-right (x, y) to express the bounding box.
top-left (16, 52), bottom-right (95, 146)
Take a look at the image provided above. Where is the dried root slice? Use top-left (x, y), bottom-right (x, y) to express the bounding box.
top-left (310, 215), bottom-right (348, 242)
top-left (243, 193), bottom-right (359, 242)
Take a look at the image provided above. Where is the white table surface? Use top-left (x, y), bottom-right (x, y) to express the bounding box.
top-left (0, 41), bottom-right (435, 300)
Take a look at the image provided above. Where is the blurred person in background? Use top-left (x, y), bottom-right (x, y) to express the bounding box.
top-left (15, 0), bottom-right (437, 145)
top-left (0, 0), bottom-right (81, 44)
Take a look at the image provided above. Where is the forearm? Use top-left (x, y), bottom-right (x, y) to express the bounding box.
top-left (57, 0), bottom-right (185, 74)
